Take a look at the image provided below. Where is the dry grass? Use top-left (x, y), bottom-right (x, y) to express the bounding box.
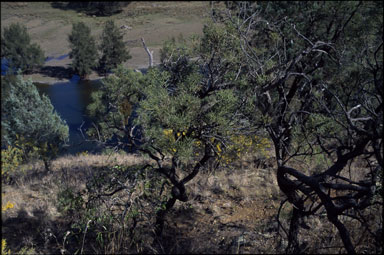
top-left (2, 151), bottom-right (283, 254)
top-left (2, 149), bottom-right (382, 254)
top-left (1, 152), bottom-right (150, 253)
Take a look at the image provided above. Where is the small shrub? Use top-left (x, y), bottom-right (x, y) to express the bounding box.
top-left (2, 239), bottom-right (11, 255)
top-left (57, 188), bottom-right (84, 216)
top-left (1, 145), bottom-right (23, 183)
top-left (76, 150), bottom-right (89, 157)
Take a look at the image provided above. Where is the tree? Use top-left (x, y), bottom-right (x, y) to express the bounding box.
top-left (87, 24), bottom-right (258, 238)
top-left (1, 74), bottom-right (69, 172)
top-left (99, 20), bottom-right (131, 75)
top-left (68, 22), bottom-right (98, 79)
top-left (214, 1), bottom-right (382, 253)
top-left (1, 23), bottom-right (44, 74)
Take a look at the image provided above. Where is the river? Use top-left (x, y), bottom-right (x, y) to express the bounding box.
top-left (2, 55), bottom-right (144, 154)
top-left (34, 78), bottom-right (104, 154)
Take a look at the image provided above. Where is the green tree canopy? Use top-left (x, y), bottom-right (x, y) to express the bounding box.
top-left (68, 22), bottom-right (98, 79)
top-left (1, 74), bottom-right (69, 171)
top-left (99, 20), bottom-right (131, 75)
top-left (87, 23), bottom-right (258, 236)
top-left (1, 23), bottom-right (45, 74)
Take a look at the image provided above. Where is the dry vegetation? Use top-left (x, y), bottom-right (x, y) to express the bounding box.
top-left (2, 149), bottom-right (381, 254)
top-left (1, 149), bottom-right (282, 254)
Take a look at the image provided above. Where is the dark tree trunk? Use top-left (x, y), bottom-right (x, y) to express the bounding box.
top-left (43, 159), bottom-right (51, 172)
top-left (155, 195), bottom-right (177, 236)
top-left (286, 208), bottom-right (305, 254)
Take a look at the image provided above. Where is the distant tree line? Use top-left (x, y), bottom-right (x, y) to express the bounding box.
top-left (68, 20), bottom-right (131, 79)
top-left (1, 19), bottom-right (130, 79)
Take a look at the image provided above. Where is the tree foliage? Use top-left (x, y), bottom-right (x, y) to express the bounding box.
top-left (68, 22), bottom-right (98, 79)
top-left (1, 23), bottom-right (44, 74)
top-left (99, 20), bottom-right (131, 75)
top-left (87, 21), bottom-right (260, 236)
top-left (87, 66), bottom-right (143, 147)
top-left (1, 75), bottom-right (69, 171)
top-left (212, 1), bottom-right (383, 253)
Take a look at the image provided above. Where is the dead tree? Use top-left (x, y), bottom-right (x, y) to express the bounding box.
top-left (141, 37), bottom-right (153, 68)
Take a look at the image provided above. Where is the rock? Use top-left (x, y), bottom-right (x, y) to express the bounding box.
top-left (120, 25), bottom-right (133, 30)
top-left (212, 205), bottom-right (222, 215)
top-left (222, 202), bottom-right (232, 208)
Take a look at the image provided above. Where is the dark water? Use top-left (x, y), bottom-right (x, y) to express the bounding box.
top-left (35, 78), bottom-right (104, 154)
top-left (2, 55), bottom-right (143, 154)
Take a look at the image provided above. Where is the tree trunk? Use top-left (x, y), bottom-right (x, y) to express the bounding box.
top-left (328, 214), bottom-right (356, 254)
top-left (286, 207), bottom-right (304, 254)
top-left (155, 196), bottom-right (177, 236)
top-left (43, 159), bottom-right (51, 173)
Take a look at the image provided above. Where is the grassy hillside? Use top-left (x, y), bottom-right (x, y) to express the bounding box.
top-left (2, 151), bottom-right (284, 254)
top-left (3, 149), bottom-right (379, 254)
top-left (1, 2), bottom-right (209, 69)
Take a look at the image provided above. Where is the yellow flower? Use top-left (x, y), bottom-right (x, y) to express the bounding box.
top-left (216, 144), bottom-right (222, 152)
top-left (163, 129), bottom-right (173, 136)
top-left (2, 239), bottom-right (10, 255)
top-left (2, 201), bottom-right (14, 211)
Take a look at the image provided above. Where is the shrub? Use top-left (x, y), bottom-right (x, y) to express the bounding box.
top-left (1, 145), bottom-right (23, 183)
top-left (1, 75), bottom-right (69, 172)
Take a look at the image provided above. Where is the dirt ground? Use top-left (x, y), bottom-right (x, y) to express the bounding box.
top-left (1, 1), bottom-right (209, 83)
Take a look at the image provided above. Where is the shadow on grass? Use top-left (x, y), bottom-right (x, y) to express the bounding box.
top-left (50, 2), bottom-right (130, 17)
top-left (1, 208), bottom-right (64, 254)
top-left (38, 66), bottom-right (73, 80)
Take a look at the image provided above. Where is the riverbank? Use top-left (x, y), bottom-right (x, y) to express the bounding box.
top-left (23, 69), bottom-right (104, 85)
top-left (1, 1), bottom-right (208, 84)
top-left (22, 46), bottom-right (158, 84)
